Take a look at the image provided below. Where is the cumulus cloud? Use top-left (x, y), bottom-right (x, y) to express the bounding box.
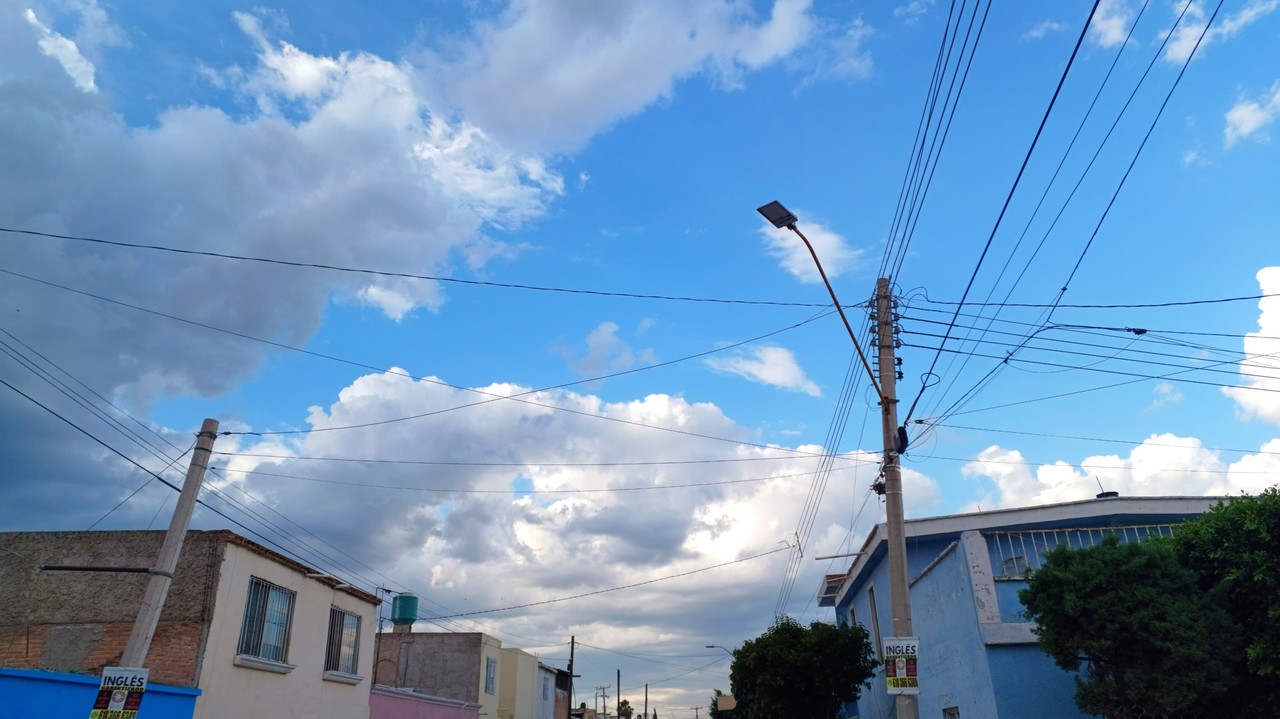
top-left (557, 321), bottom-right (657, 379)
top-left (421, 0), bottom-right (816, 153)
top-left (1148, 381), bottom-right (1184, 410)
top-left (0, 8), bottom-right (561, 408)
top-left (705, 345), bottom-right (821, 396)
top-left (22, 8), bottom-right (97, 92)
top-left (1222, 267), bottom-right (1280, 423)
top-left (1165, 0), bottom-right (1278, 64)
top-left (1023, 19), bottom-right (1067, 41)
top-left (1224, 81), bottom-right (1280, 147)
top-left (1089, 0), bottom-right (1132, 48)
top-left (758, 216), bottom-right (863, 283)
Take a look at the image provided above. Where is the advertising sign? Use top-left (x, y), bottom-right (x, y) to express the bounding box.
top-left (89, 666), bottom-right (148, 719)
top-left (883, 637), bottom-right (919, 695)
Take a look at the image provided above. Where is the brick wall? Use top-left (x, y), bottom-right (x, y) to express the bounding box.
top-left (0, 530), bottom-right (225, 687)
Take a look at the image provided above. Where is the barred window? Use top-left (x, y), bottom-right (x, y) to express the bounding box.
top-left (238, 577), bottom-right (296, 662)
top-left (485, 657), bottom-right (497, 695)
top-left (325, 607), bottom-right (361, 674)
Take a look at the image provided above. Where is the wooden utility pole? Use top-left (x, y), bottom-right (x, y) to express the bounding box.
top-left (876, 279), bottom-right (917, 719)
top-left (567, 636), bottom-right (577, 719)
top-left (120, 418), bottom-right (219, 667)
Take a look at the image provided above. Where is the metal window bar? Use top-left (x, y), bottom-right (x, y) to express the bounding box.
top-left (983, 524), bottom-right (1177, 579)
top-left (237, 577), bottom-right (296, 661)
top-left (326, 607), bottom-right (360, 673)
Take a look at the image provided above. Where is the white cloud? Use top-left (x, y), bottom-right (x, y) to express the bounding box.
top-left (1222, 267), bottom-right (1280, 423)
top-left (1089, 0), bottom-right (1132, 48)
top-left (1224, 81), bottom-right (1280, 147)
top-left (1148, 381), bottom-right (1184, 410)
top-left (705, 345), bottom-right (820, 396)
top-left (558, 321), bottom-right (657, 379)
top-left (22, 8), bottom-right (96, 92)
top-left (960, 432), bottom-right (1280, 508)
top-left (0, 8), bottom-right (561, 407)
top-left (1023, 19), bottom-right (1067, 41)
top-left (1165, 0), bottom-right (1278, 64)
top-left (894, 0), bottom-right (934, 23)
top-left (827, 17), bottom-right (874, 81)
top-left (759, 216), bottom-right (863, 283)
top-left (423, 0), bottom-right (816, 153)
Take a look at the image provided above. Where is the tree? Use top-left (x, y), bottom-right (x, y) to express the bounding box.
top-left (709, 689), bottom-right (733, 719)
top-left (617, 699), bottom-right (633, 719)
top-left (729, 616), bottom-right (876, 719)
top-left (1019, 535), bottom-right (1236, 717)
top-left (1173, 488), bottom-right (1280, 713)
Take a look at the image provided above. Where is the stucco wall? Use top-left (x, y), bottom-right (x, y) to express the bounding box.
top-left (0, 530), bottom-right (223, 686)
top-left (498, 648), bottom-right (537, 719)
top-left (988, 645), bottom-right (1091, 719)
top-left (194, 541), bottom-right (376, 719)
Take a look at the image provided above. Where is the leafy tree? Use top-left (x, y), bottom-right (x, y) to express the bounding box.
top-left (1019, 535), bottom-right (1236, 717)
top-left (618, 699), bottom-right (633, 719)
top-left (1173, 488), bottom-right (1280, 713)
top-left (729, 616), bottom-right (876, 719)
top-left (709, 689), bottom-right (732, 719)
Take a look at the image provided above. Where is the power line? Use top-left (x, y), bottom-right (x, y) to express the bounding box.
top-left (0, 226), bottom-right (822, 308)
top-left (910, 291), bottom-right (1278, 311)
top-left (420, 546), bottom-right (790, 619)
top-left (901, 0), bottom-right (1102, 425)
top-left (213, 462), bottom-right (869, 494)
top-left (922, 422), bottom-right (1280, 458)
top-left (1, 267), bottom-right (836, 459)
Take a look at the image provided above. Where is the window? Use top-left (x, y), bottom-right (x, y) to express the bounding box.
top-left (238, 577), bottom-right (296, 663)
top-left (867, 586), bottom-right (882, 659)
top-left (943, 708), bottom-right (960, 719)
top-left (542, 677), bottom-right (551, 700)
top-left (485, 657), bottom-right (497, 695)
top-left (325, 607), bottom-right (361, 674)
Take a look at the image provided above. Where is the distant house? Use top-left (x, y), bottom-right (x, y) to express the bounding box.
top-left (819, 495), bottom-right (1221, 719)
top-left (374, 630), bottom-right (502, 719)
top-left (0, 529), bottom-right (378, 719)
top-left (536, 661), bottom-right (571, 719)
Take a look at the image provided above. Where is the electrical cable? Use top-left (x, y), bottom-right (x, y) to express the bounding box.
top-left (0, 226), bottom-right (824, 308)
top-left (901, 0), bottom-right (1102, 426)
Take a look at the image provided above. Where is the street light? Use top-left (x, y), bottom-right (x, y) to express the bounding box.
top-left (705, 644), bottom-right (732, 656)
top-left (755, 201), bottom-right (879, 397)
top-left (756, 200), bottom-right (917, 719)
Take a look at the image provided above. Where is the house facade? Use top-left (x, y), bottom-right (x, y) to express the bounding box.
top-left (0, 529), bottom-right (378, 719)
top-left (819, 495), bottom-right (1220, 719)
top-left (374, 631), bottom-right (503, 719)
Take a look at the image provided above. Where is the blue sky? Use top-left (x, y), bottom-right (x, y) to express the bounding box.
top-left (2, 0), bottom-right (1279, 713)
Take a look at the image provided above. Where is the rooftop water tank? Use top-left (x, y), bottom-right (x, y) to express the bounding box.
top-left (391, 593), bottom-right (418, 627)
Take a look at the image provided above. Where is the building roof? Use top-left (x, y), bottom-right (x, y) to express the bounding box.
top-left (213, 530), bottom-right (380, 605)
top-left (821, 494), bottom-right (1224, 608)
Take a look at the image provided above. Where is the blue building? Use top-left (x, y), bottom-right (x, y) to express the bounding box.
top-left (818, 495), bottom-right (1220, 719)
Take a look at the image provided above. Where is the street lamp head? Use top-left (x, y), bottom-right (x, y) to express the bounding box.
top-left (757, 200), bottom-right (797, 229)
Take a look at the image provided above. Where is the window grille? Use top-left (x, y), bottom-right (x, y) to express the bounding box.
top-left (984, 524), bottom-right (1177, 579)
top-left (325, 606), bottom-right (361, 674)
top-left (485, 657), bottom-right (497, 695)
top-left (238, 577), bottom-right (296, 662)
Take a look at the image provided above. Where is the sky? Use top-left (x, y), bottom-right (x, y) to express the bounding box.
top-left (1, 0), bottom-right (1278, 713)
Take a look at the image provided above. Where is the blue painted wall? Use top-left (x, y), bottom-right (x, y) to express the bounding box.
top-left (987, 645), bottom-right (1093, 719)
top-left (993, 579), bottom-right (1030, 623)
top-left (0, 668), bottom-right (200, 719)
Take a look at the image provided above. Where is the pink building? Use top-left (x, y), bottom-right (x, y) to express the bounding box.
top-left (371, 685), bottom-right (481, 719)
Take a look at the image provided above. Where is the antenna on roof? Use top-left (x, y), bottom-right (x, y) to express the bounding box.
top-left (1094, 476), bottom-right (1119, 499)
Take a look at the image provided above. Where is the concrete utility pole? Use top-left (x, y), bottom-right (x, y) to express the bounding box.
top-left (120, 418), bottom-right (219, 667)
top-left (876, 278), bottom-right (917, 719)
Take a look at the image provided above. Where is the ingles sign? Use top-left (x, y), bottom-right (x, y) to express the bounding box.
top-left (89, 667), bottom-right (148, 719)
top-left (883, 637), bottom-right (919, 695)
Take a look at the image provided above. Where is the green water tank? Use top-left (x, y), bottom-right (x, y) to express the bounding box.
top-left (391, 593), bottom-right (418, 627)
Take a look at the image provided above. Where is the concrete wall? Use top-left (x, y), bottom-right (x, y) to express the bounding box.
top-left (370, 685), bottom-right (481, 719)
top-left (987, 645), bottom-right (1090, 719)
top-left (0, 530), bottom-right (223, 686)
top-left (536, 665), bottom-right (555, 719)
top-left (375, 631), bottom-right (504, 719)
top-left (194, 541), bottom-right (377, 719)
top-left (498, 648), bottom-right (537, 719)
top-left (0, 667), bottom-right (201, 719)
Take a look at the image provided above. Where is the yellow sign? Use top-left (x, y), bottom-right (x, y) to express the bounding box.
top-left (89, 667), bottom-right (148, 719)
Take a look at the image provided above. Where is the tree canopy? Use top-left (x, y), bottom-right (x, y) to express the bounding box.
top-left (729, 616), bottom-right (876, 719)
top-left (1173, 487), bottom-right (1280, 712)
top-left (1020, 535), bottom-right (1235, 717)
